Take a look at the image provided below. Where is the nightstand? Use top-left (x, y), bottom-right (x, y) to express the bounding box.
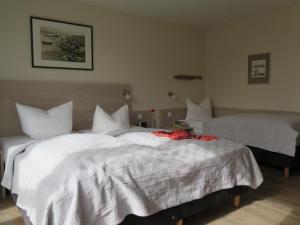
top-left (0, 149), bottom-right (6, 198)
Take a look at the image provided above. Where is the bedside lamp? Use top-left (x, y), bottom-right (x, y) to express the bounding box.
top-left (168, 91), bottom-right (177, 100)
top-left (122, 89), bottom-right (131, 100)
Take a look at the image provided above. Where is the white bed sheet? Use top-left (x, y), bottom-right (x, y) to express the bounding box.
top-left (203, 113), bottom-right (300, 157)
top-left (1, 132), bottom-right (263, 225)
top-left (0, 135), bottom-right (34, 163)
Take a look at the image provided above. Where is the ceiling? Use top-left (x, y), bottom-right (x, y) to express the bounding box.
top-left (71, 0), bottom-right (300, 28)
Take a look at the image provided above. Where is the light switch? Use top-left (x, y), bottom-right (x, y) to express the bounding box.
top-left (167, 112), bottom-right (172, 117)
top-left (137, 113), bottom-right (143, 120)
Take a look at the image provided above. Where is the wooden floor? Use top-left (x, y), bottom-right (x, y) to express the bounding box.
top-left (0, 165), bottom-right (299, 225)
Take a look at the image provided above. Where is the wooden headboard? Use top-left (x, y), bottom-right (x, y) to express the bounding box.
top-left (213, 107), bottom-right (300, 117)
top-left (0, 80), bottom-right (131, 137)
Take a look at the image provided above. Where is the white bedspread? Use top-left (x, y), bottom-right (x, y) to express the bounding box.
top-left (203, 113), bottom-right (300, 157)
top-left (1, 132), bottom-right (263, 225)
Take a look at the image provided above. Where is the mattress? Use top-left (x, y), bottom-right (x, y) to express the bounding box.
top-left (203, 113), bottom-right (300, 157)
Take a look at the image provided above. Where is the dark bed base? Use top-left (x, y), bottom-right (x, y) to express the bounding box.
top-left (249, 146), bottom-right (300, 177)
top-left (13, 186), bottom-right (247, 225)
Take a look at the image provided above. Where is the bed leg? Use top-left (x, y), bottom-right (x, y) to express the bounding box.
top-left (0, 187), bottom-right (5, 199)
top-left (176, 219), bottom-right (183, 225)
top-left (233, 195), bottom-right (240, 208)
top-left (284, 167), bottom-right (290, 178)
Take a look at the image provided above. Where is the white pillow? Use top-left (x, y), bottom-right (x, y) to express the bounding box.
top-left (92, 105), bottom-right (130, 134)
top-left (185, 97), bottom-right (212, 121)
top-left (16, 102), bottom-right (73, 139)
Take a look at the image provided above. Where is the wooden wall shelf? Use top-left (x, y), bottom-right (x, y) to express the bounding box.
top-left (174, 75), bottom-right (202, 80)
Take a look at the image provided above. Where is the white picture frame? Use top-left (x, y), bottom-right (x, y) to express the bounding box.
top-left (248, 53), bottom-right (270, 84)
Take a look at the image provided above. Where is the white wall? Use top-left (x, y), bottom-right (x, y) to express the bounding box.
top-left (0, 0), bottom-right (205, 111)
top-left (5, 1), bottom-right (298, 113)
top-left (204, 5), bottom-right (300, 112)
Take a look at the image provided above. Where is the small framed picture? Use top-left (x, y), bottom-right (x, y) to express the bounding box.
top-left (248, 53), bottom-right (270, 84)
top-left (30, 17), bottom-right (93, 70)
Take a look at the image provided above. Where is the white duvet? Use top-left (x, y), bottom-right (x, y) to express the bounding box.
top-left (1, 131), bottom-right (263, 225)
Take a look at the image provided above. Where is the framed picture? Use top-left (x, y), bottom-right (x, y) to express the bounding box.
top-left (30, 17), bottom-right (93, 70)
top-left (248, 53), bottom-right (270, 84)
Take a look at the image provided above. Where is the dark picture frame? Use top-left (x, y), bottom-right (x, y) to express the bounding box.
top-left (248, 53), bottom-right (270, 84)
top-left (30, 16), bottom-right (93, 70)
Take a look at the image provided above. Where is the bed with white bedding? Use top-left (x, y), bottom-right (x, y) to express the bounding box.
top-left (203, 113), bottom-right (300, 156)
top-left (1, 130), bottom-right (263, 225)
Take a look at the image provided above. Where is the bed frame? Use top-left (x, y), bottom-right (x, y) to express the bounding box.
top-left (249, 146), bottom-right (300, 178)
top-left (159, 107), bottom-right (300, 177)
top-left (14, 189), bottom-right (243, 225)
top-left (0, 80), bottom-right (242, 225)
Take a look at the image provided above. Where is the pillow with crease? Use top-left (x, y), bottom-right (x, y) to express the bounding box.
top-left (16, 102), bottom-right (73, 139)
top-left (92, 105), bottom-right (130, 134)
top-left (185, 97), bottom-right (212, 121)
